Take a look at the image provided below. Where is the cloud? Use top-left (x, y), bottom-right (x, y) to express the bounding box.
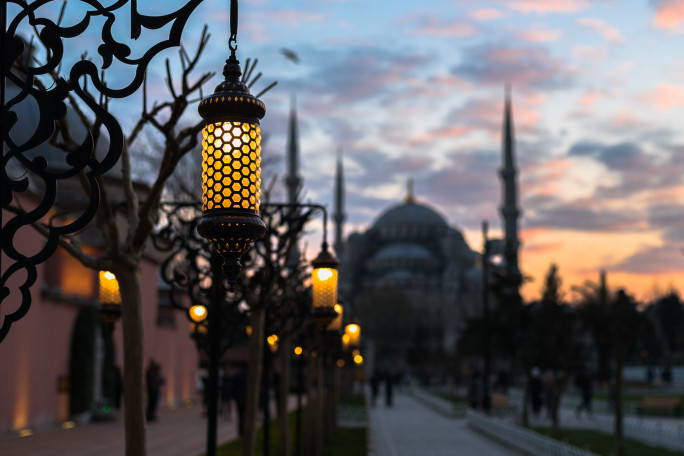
top-left (580, 91), bottom-right (600, 107)
top-left (652, 0), bottom-right (684, 30)
top-left (470, 9), bottom-right (505, 20)
top-left (412, 16), bottom-right (478, 38)
top-left (303, 46), bottom-right (431, 105)
top-left (453, 43), bottom-right (572, 89)
top-left (607, 245), bottom-right (684, 274)
top-left (526, 199), bottom-right (642, 231)
top-left (646, 84), bottom-right (684, 108)
top-left (516, 26), bottom-right (563, 43)
top-left (578, 18), bottom-right (626, 44)
top-left (498, 0), bottom-right (590, 15)
top-left (571, 45), bottom-right (607, 61)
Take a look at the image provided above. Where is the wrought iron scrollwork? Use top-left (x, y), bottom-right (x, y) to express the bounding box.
top-left (153, 202), bottom-right (247, 354)
top-left (0, 0), bottom-right (203, 342)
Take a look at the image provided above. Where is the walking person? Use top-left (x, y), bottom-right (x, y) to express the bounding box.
top-left (145, 359), bottom-right (164, 422)
top-left (575, 369), bottom-right (593, 416)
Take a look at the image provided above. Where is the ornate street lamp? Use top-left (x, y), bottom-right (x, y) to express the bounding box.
top-left (197, 0), bottom-right (268, 286)
top-left (98, 271), bottom-right (122, 328)
top-left (311, 244), bottom-right (339, 327)
top-left (344, 323), bottom-right (361, 348)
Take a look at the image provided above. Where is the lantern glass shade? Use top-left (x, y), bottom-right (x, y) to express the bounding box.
top-left (345, 323), bottom-right (361, 347)
top-left (201, 121), bottom-right (262, 213)
top-left (189, 304), bottom-right (208, 323)
top-left (99, 271), bottom-right (121, 305)
top-left (328, 303), bottom-right (343, 331)
top-left (312, 267), bottom-right (338, 312)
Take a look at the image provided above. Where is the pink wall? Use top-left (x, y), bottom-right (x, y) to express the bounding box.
top-left (0, 219), bottom-right (200, 433)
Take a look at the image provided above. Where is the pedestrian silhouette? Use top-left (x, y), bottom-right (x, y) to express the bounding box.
top-left (145, 359), bottom-right (164, 422)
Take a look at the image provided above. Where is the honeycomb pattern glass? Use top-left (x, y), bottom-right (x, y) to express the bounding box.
top-left (312, 267), bottom-right (338, 311)
top-left (99, 271), bottom-right (121, 305)
top-left (201, 121), bottom-right (261, 212)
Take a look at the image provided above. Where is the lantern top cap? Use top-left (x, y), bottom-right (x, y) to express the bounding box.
top-left (311, 243), bottom-right (339, 270)
top-left (198, 55), bottom-right (266, 124)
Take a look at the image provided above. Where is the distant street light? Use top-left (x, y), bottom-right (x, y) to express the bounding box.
top-left (98, 271), bottom-right (122, 329)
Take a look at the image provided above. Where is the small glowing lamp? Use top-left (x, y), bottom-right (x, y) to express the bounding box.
top-left (311, 243), bottom-right (339, 327)
top-left (267, 334), bottom-right (279, 353)
top-left (99, 271), bottom-right (122, 324)
top-left (328, 303), bottom-right (343, 331)
top-left (353, 354), bottom-right (363, 365)
top-left (337, 359), bottom-right (345, 368)
top-left (345, 323), bottom-right (361, 348)
top-left (294, 346), bottom-right (303, 356)
top-left (189, 304), bottom-right (208, 322)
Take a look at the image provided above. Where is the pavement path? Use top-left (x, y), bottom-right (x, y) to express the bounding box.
top-left (0, 403), bottom-right (241, 456)
top-left (370, 391), bottom-right (520, 456)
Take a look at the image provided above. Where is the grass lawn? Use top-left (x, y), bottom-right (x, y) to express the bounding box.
top-left (323, 427), bottom-right (366, 456)
top-left (534, 427), bottom-right (684, 456)
top-left (215, 400), bottom-right (366, 456)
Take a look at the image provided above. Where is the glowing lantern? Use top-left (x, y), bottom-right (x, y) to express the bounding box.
top-left (197, 51), bottom-right (267, 285)
top-left (99, 271), bottom-right (122, 324)
top-left (345, 323), bottom-right (360, 348)
top-left (311, 243), bottom-right (339, 326)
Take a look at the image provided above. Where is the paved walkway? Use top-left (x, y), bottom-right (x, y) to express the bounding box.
top-left (370, 391), bottom-right (520, 456)
top-left (0, 403), bottom-right (241, 456)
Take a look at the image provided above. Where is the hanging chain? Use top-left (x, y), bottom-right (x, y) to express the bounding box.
top-left (229, 0), bottom-right (238, 57)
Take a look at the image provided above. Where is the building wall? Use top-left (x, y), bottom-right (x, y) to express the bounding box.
top-left (0, 212), bottom-right (200, 433)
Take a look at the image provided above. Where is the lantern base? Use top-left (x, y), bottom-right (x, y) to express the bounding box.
top-left (197, 210), bottom-right (266, 285)
top-left (312, 307), bottom-right (339, 328)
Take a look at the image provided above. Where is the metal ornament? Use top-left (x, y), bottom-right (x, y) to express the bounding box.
top-left (0, 0), bottom-right (203, 343)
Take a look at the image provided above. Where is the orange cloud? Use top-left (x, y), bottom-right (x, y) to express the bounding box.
top-left (647, 84), bottom-right (684, 108)
top-left (415, 18), bottom-right (477, 37)
top-left (409, 126), bottom-right (474, 145)
top-left (612, 109), bottom-right (640, 127)
top-left (506, 0), bottom-right (590, 14)
top-left (580, 91), bottom-right (600, 107)
top-left (654, 0), bottom-right (684, 29)
top-left (578, 18), bottom-right (626, 44)
top-left (518, 229), bottom-right (671, 302)
top-left (572, 45), bottom-right (607, 61)
top-left (517, 26), bottom-right (563, 42)
top-left (470, 8), bottom-right (505, 20)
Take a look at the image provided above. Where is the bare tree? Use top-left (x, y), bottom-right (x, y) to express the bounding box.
top-left (20, 27), bottom-right (214, 456)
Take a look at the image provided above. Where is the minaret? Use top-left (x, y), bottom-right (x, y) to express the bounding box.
top-left (499, 85), bottom-right (521, 286)
top-left (404, 178), bottom-right (415, 203)
top-left (333, 148), bottom-right (346, 259)
top-left (285, 95), bottom-right (302, 204)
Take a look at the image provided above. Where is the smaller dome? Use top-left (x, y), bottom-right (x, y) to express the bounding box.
top-left (373, 243), bottom-right (434, 260)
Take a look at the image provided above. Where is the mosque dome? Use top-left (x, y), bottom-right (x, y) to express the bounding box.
top-left (372, 202), bottom-right (448, 230)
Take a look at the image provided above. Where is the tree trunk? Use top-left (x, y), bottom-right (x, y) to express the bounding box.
top-left (315, 356), bottom-right (324, 456)
top-left (614, 353), bottom-right (624, 456)
top-left (115, 261), bottom-right (146, 456)
top-left (279, 335), bottom-right (291, 456)
top-left (242, 307), bottom-right (265, 456)
top-left (304, 354), bottom-right (314, 456)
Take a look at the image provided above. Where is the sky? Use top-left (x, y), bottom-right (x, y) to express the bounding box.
top-left (14, 0), bottom-right (684, 303)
